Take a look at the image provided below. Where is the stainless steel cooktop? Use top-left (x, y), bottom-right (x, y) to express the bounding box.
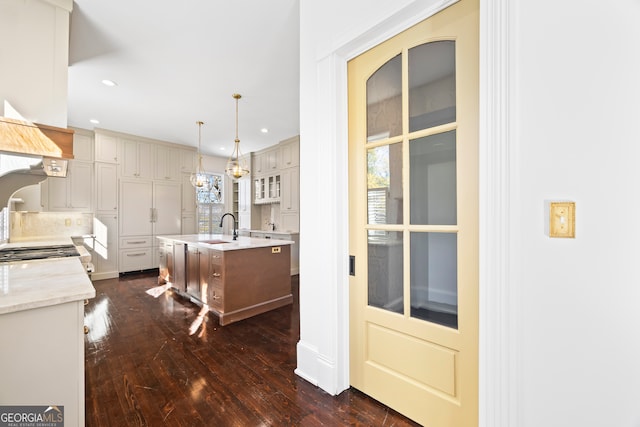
top-left (0, 244), bottom-right (79, 263)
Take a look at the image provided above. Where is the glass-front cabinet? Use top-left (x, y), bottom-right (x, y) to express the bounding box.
top-left (254, 173), bottom-right (280, 204)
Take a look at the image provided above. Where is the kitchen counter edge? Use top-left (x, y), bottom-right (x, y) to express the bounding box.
top-left (156, 234), bottom-right (294, 250)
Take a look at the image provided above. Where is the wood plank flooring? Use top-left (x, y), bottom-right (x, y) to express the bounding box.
top-left (84, 271), bottom-right (420, 426)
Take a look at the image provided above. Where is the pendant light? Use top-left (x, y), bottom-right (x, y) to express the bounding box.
top-left (190, 121), bottom-right (212, 190)
top-left (225, 93), bottom-right (250, 179)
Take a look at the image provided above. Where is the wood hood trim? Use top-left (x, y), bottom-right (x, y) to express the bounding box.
top-left (0, 117), bottom-right (74, 159)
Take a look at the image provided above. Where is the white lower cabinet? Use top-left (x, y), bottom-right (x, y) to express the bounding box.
top-left (119, 179), bottom-right (181, 272)
top-left (92, 214), bottom-right (119, 280)
top-left (0, 300), bottom-right (87, 426)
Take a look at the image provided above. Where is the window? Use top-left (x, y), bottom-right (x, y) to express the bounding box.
top-left (196, 174), bottom-right (225, 233)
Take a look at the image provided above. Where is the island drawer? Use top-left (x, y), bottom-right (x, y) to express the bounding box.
top-left (209, 250), bottom-right (223, 266)
top-left (207, 280), bottom-right (224, 310)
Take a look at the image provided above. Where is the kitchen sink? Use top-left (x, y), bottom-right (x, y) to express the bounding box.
top-left (200, 240), bottom-right (230, 245)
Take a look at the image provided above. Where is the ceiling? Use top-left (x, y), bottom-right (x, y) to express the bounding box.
top-left (67, 0), bottom-right (300, 157)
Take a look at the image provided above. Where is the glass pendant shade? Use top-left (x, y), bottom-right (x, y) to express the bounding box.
top-left (225, 93), bottom-right (250, 180)
top-left (191, 121), bottom-right (212, 190)
top-left (225, 139), bottom-right (250, 179)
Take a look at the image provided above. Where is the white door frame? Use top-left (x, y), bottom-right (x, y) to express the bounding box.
top-left (300, 1), bottom-right (519, 425)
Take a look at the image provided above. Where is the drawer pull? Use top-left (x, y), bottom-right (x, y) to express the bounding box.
top-left (212, 273), bottom-right (221, 277)
top-left (126, 252), bottom-right (146, 257)
top-left (127, 240), bottom-right (147, 244)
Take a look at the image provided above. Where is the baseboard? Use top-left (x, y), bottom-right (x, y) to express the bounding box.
top-left (91, 271), bottom-right (119, 281)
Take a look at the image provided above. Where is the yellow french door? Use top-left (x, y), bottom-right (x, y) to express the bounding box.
top-left (348, 1), bottom-right (478, 425)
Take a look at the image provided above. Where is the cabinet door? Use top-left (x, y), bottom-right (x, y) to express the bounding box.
top-left (280, 137), bottom-right (300, 168)
top-left (181, 213), bottom-right (196, 234)
top-left (155, 146), bottom-right (180, 180)
top-left (95, 162), bottom-right (118, 212)
top-left (266, 148), bottom-right (279, 171)
top-left (121, 139), bottom-right (153, 178)
top-left (181, 173), bottom-right (196, 213)
top-left (137, 141), bottom-right (153, 179)
top-left (95, 134), bottom-right (118, 163)
top-left (93, 213), bottom-right (119, 276)
top-left (180, 149), bottom-right (196, 173)
top-left (68, 161), bottom-right (93, 211)
top-left (121, 138), bottom-right (139, 177)
top-left (153, 181), bottom-right (182, 235)
top-left (238, 177), bottom-right (251, 213)
top-left (44, 161), bottom-right (92, 211)
top-left (186, 246), bottom-right (201, 299)
top-left (73, 132), bottom-right (94, 162)
top-left (281, 167), bottom-right (299, 211)
top-left (120, 180), bottom-right (153, 236)
top-left (253, 152), bottom-right (265, 175)
top-left (46, 176), bottom-right (68, 210)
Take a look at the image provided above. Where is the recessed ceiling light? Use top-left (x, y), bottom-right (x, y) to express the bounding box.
top-left (101, 79), bottom-right (117, 87)
top-left (219, 147), bottom-right (226, 151)
top-left (261, 128), bottom-right (269, 133)
top-left (89, 119), bottom-right (100, 124)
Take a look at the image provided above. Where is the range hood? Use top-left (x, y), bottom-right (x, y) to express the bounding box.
top-left (0, 117), bottom-right (75, 209)
top-left (0, 117), bottom-right (74, 160)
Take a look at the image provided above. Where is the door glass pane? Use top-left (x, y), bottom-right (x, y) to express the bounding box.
top-left (410, 131), bottom-right (456, 225)
top-left (408, 41), bottom-right (456, 132)
top-left (368, 230), bottom-right (403, 314)
top-left (368, 143), bottom-right (403, 225)
top-left (367, 54), bottom-right (402, 142)
top-left (410, 232), bottom-right (457, 329)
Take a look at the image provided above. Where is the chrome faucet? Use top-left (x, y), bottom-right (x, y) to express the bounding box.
top-left (219, 213), bottom-right (238, 240)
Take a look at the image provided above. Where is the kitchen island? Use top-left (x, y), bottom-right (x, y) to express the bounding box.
top-left (157, 234), bottom-right (293, 325)
top-left (0, 243), bottom-right (95, 427)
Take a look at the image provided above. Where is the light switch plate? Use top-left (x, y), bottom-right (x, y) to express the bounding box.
top-left (549, 202), bottom-right (575, 238)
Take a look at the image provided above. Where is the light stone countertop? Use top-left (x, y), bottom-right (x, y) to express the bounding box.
top-left (240, 229), bottom-right (299, 235)
top-left (0, 256), bottom-right (95, 315)
top-left (157, 234), bottom-right (294, 251)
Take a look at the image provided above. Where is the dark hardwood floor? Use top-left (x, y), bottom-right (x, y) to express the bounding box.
top-left (84, 271), bottom-right (420, 426)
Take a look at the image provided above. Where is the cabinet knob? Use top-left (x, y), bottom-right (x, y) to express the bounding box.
top-left (84, 326), bottom-right (89, 334)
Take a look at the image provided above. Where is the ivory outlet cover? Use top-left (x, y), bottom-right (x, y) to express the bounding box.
top-left (549, 202), bottom-right (575, 238)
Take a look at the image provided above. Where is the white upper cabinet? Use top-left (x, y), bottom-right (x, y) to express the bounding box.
top-left (72, 130), bottom-right (94, 162)
top-left (253, 147), bottom-right (279, 176)
top-left (121, 138), bottom-right (153, 179)
top-left (45, 160), bottom-right (93, 211)
top-left (180, 149), bottom-right (196, 173)
top-left (279, 136), bottom-right (300, 169)
top-left (95, 133), bottom-right (119, 163)
top-left (155, 145), bottom-right (180, 181)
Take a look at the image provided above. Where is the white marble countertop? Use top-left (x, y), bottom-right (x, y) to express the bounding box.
top-left (241, 229), bottom-right (299, 236)
top-left (157, 234), bottom-right (294, 251)
top-left (0, 257), bottom-right (95, 315)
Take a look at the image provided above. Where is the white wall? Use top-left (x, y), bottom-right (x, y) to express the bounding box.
top-left (0, 0), bottom-right (72, 127)
top-left (299, 0), bottom-right (640, 426)
top-left (515, 1), bottom-right (640, 426)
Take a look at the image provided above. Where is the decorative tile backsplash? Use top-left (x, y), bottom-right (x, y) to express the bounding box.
top-left (9, 211), bottom-right (93, 242)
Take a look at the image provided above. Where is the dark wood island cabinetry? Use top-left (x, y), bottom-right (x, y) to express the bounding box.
top-left (157, 234), bottom-right (292, 325)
